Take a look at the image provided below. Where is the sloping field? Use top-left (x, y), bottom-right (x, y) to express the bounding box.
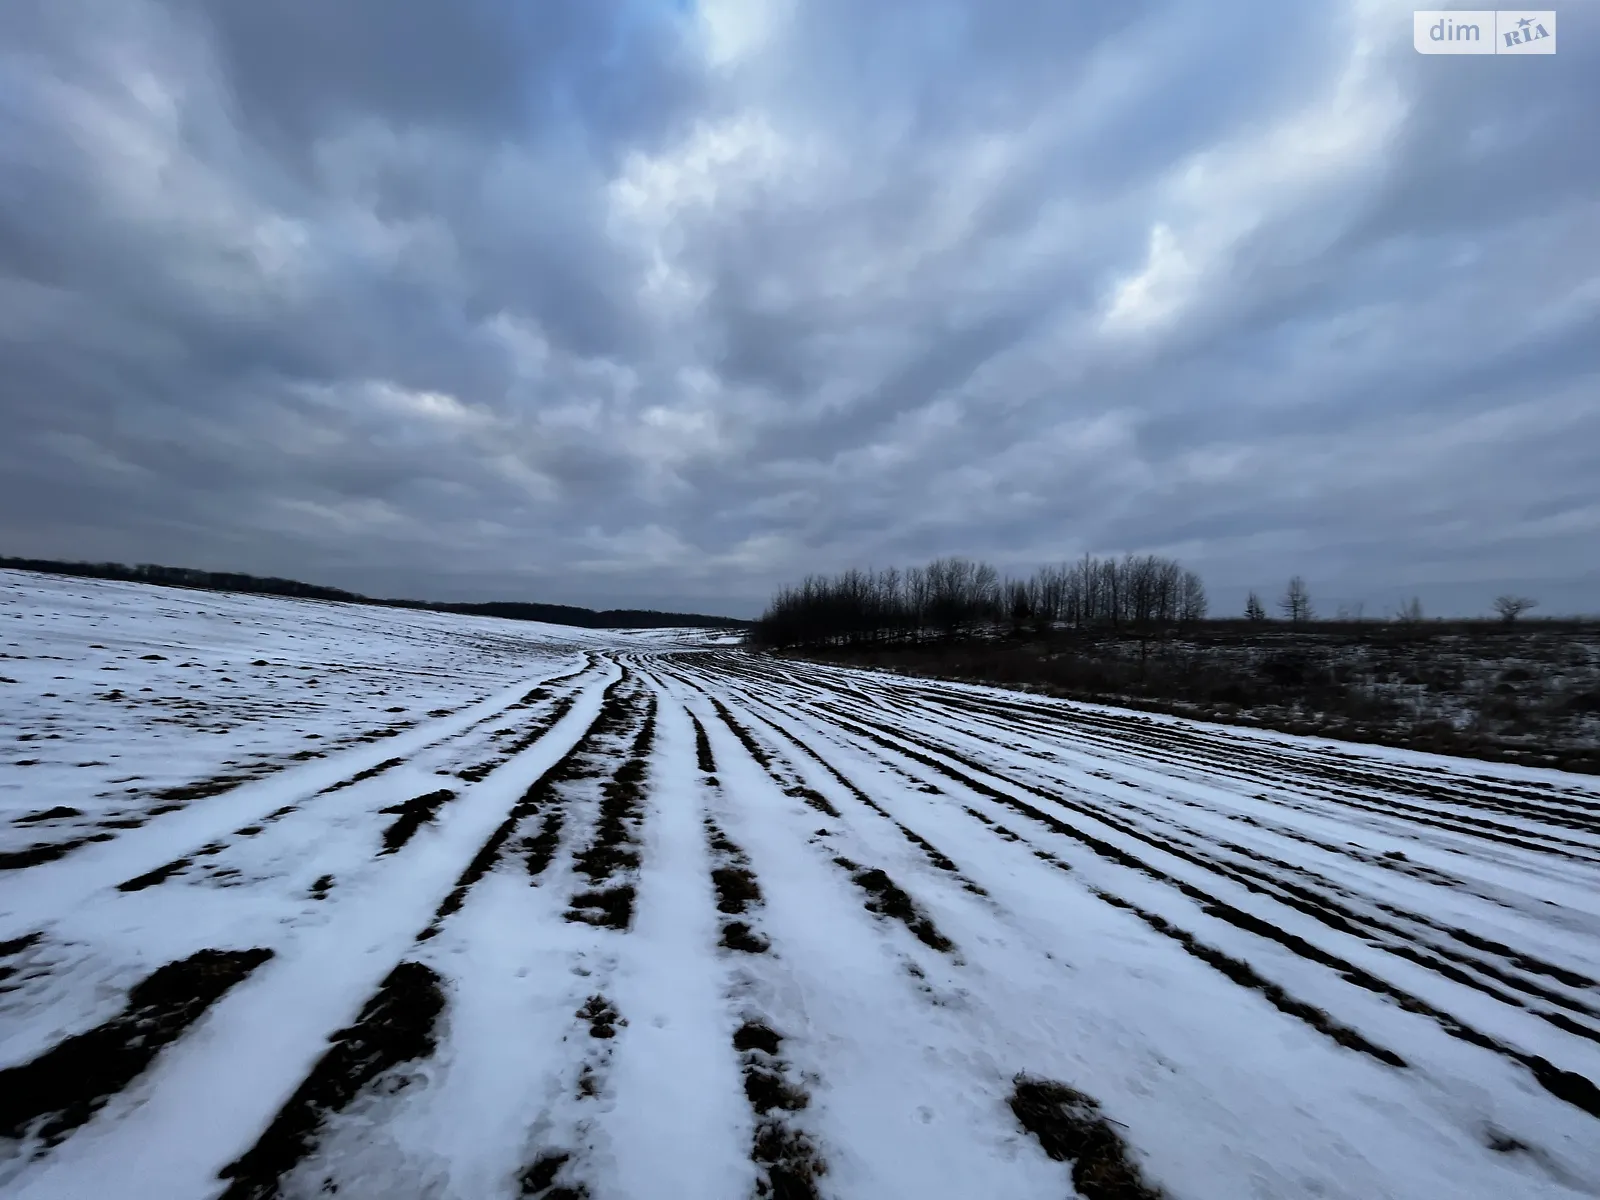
top-left (2, 573), bottom-right (1597, 1199)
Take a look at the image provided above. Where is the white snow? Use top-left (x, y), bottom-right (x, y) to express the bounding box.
top-left (3, 571), bottom-right (1598, 1199)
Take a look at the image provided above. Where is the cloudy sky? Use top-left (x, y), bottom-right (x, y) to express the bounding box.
top-left (1, 1), bottom-right (1595, 618)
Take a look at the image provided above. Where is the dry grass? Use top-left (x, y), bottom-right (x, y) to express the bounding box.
top-left (794, 620), bottom-right (1600, 772)
top-left (1008, 1077), bottom-right (1167, 1200)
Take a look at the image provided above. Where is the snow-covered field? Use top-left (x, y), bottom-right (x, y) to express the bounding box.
top-left (2, 571), bottom-right (1598, 1199)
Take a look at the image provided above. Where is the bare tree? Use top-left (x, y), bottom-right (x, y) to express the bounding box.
top-left (1178, 570), bottom-right (1208, 623)
top-left (1079, 553), bottom-right (1101, 626)
top-left (971, 560), bottom-right (1001, 628)
top-left (1005, 577), bottom-right (1032, 636)
top-left (1161, 559), bottom-right (1185, 623)
top-left (904, 565), bottom-right (930, 640)
top-left (1280, 576), bottom-right (1314, 623)
top-left (750, 554), bottom-right (1210, 649)
top-left (1492, 595), bottom-right (1538, 624)
top-left (873, 567), bottom-right (902, 643)
top-left (1032, 565), bottom-right (1065, 634)
top-left (1100, 556), bottom-right (1122, 627)
top-left (1124, 553), bottom-right (1157, 627)
top-left (1245, 591), bottom-right (1267, 621)
top-left (1396, 596), bottom-right (1424, 624)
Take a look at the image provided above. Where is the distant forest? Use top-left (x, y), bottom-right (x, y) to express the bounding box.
top-left (0, 556), bottom-right (749, 630)
top-left (751, 553), bottom-right (1206, 648)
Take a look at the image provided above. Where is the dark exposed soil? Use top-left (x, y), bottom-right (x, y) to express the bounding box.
top-left (1009, 1076), bottom-right (1168, 1200)
top-left (720, 921), bottom-right (771, 954)
top-left (421, 678), bottom-right (632, 938)
top-left (523, 809), bottom-right (565, 878)
top-left (733, 1020), bottom-right (826, 1200)
top-left (217, 961), bottom-right (445, 1200)
top-left (692, 714), bottom-right (717, 774)
top-left (892, 822), bottom-right (987, 894)
top-left (965, 806), bottom-right (1023, 841)
top-left (704, 819), bottom-right (771, 952)
top-left (1487, 1130), bottom-right (1531, 1154)
top-left (0, 932), bottom-right (43, 989)
top-left (711, 698), bottom-right (773, 768)
top-left (743, 1055), bottom-right (808, 1114)
top-left (352, 725), bottom-right (409, 745)
top-left (1091, 888), bottom-right (1407, 1068)
top-left (14, 806), bottom-right (81, 824)
top-left (318, 756), bottom-right (406, 795)
top-left (729, 691), bottom-right (991, 895)
top-left (116, 856), bottom-right (194, 892)
top-left (153, 770), bottom-right (270, 804)
top-left (712, 865), bottom-right (763, 914)
top-left (458, 694), bottom-right (581, 783)
top-left (98, 815), bottom-right (151, 830)
top-left (842, 707), bottom-right (1600, 1110)
top-left (571, 706), bottom-right (654, 884)
top-left (832, 856), bottom-right (954, 953)
top-left (520, 1151), bottom-right (569, 1192)
top-left (519, 1151), bottom-right (589, 1199)
top-left (733, 1020), bottom-right (782, 1055)
top-left (564, 695), bottom-right (656, 930)
top-left (784, 783), bottom-right (841, 818)
top-left (577, 994), bottom-right (625, 1039)
top-left (1445, 926), bottom-right (1597, 991)
top-left (0, 948), bottom-right (273, 1149)
top-left (0, 834), bottom-right (113, 871)
top-left (818, 706), bottom-right (1440, 1062)
top-left (752, 1124), bottom-right (827, 1200)
top-left (377, 788), bottom-right (458, 853)
top-left (705, 818), bottom-right (740, 858)
top-left (564, 886), bottom-right (637, 930)
top-left (416, 681), bottom-right (633, 947)
top-left (0, 931), bottom-right (40, 958)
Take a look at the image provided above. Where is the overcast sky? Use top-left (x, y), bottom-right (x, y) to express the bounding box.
top-left (1, 1), bottom-right (1596, 618)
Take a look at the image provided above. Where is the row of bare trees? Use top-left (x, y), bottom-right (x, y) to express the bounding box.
top-left (751, 554), bottom-right (1207, 649)
top-left (1244, 576), bottom-right (1315, 623)
top-left (1243, 579), bottom-right (1541, 625)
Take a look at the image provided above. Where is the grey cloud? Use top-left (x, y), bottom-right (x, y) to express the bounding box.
top-left (1, 0), bottom-right (1596, 618)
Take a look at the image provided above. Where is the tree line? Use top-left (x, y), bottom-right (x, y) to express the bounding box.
top-left (0, 556), bottom-right (748, 630)
top-left (751, 554), bottom-right (1208, 648)
top-left (1243, 577), bottom-right (1543, 626)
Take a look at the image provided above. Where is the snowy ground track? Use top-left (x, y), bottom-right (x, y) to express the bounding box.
top-left (2, 580), bottom-right (1599, 1199)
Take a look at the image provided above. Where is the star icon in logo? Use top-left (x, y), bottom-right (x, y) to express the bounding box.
top-left (1517, 16), bottom-right (1533, 29)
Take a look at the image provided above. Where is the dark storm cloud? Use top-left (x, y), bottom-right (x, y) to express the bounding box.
top-left (1, 0), bottom-right (1596, 617)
